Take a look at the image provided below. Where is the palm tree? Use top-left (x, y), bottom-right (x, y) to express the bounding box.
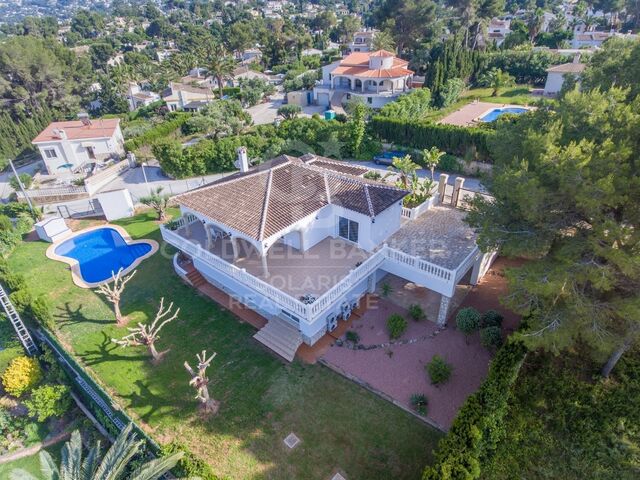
top-left (422, 147), bottom-right (445, 180)
top-left (481, 68), bottom-right (515, 97)
top-left (387, 155), bottom-right (420, 190)
top-left (10, 424), bottom-right (183, 480)
top-left (140, 187), bottom-right (171, 221)
top-left (206, 44), bottom-right (236, 98)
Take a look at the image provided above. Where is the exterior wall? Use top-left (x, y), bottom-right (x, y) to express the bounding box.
top-left (543, 72), bottom-right (565, 95)
top-left (95, 189), bottom-right (134, 221)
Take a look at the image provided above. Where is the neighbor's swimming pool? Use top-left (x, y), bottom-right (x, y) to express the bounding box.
top-left (54, 227), bottom-right (153, 284)
top-left (480, 107), bottom-right (529, 122)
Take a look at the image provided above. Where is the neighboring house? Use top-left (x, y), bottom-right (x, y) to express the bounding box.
top-left (301, 48), bottom-right (323, 57)
top-left (161, 151), bottom-right (496, 360)
top-left (571, 29), bottom-right (638, 48)
top-left (127, 83), bottom-right (160, 111)
top-left (107, 54), bottom-right (125, 67)
top-left (313, 49), bottom-right (414, 109)
top-left (348, 30), bottom-right (377, 53)
top-left (32, 116), bottom-right (125, 175)
top-left (156, 48), bottom-right (179, 62)
top-left (485, 18), bottom-right (511, 47)
top-left (241, 48), bottom-right (263, 65)
top-left (230, 66), bottom-right (273, 87)
top-left (543, 60), bottom-right (586, 96)
top-left (163, 82), bottom-right (215, 111)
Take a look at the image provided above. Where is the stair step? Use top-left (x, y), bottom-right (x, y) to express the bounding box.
top-left (253, 319), bottom-right (303, 362)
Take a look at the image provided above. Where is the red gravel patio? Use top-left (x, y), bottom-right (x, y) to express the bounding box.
top-left (321, 257), bottom-right (522, 430)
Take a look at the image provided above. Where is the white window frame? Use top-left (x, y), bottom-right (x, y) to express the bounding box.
top-left (43, 148), bottom-right (57, 159)
top-left (338, 216), bottom-right (359, 244)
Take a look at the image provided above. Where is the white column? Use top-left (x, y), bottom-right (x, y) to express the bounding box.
top-left (438, 173), bottom-right (449, 203)
top-left (470, 256), bottom-right (482, 285)
top-left (299, 230), bottom-right (306, 252)
top-left (361, 80), bottom-right (365, 93)
top-left (366, 272), bottom-right (376, 293)
top-left (230, 236), bottom-right (239, 259)
top-left (452, 177), bottom-right (465, 207)
top-left (261, 252), bottom-right (269, 278)
top-left (437, 294), bottom-right (451, 326)
top-left (204, 224), bottom-right (213, 249)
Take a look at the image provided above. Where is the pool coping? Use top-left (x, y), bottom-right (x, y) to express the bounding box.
top-left (473, 104), bottom-right (535, 123)
top-left (45, 224), bottom-right (159, 289)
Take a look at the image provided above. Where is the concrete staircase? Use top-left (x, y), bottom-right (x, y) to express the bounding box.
top-left (253, 318), bottom-right (303, 362)
top-left (186, 269), bottom-right (207, 288)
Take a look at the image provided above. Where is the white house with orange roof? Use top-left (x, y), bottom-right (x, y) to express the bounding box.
top-left (313, 50), bottom-right (414, 109)
top-left (32, 116), bottom-right (125, 175)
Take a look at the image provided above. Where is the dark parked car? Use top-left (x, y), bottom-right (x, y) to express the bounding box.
top-left (373, 150), bottom-right (406, 166)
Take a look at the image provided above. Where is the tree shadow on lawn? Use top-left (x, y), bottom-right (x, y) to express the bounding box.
top-left (119, 379), bottom-right (184, 424)
top-left (78, 331), bottom-right (149, 366)
top-left (56, 302), bottom-right (113, 327)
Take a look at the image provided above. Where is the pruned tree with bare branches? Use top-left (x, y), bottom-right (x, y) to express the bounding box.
top-left (112, 297), bottom-right (179, 363)
top-left (95, 268), bottom-right (136, 326)
top-left (184, 350), bottom-right (220, 415)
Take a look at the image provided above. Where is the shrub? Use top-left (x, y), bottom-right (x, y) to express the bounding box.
top-left (480, 326), bottom-right (503, 350)
top-left (426, 355), bottom-right (452, 385)
top-left (345, 330), bottom-right (360, 344)
top-left (387, 314), bottom-right (408, 340)
top-left (9, 289), bottom-right (33, 313)
top-left (1, 356), bottom-right (42, 397)
top-left (363, 170), bottom-right (382, 181)
top-left (0, 215), bottom-right (12, 231)
top-left (15, 214), bottom-right (34, 235)
top-left (124, 113), bottom-right (189, 152)
top-left (438, 154), bottom-right (463, 173)
top-left (161, 441), bottom-right (219, 480)
top-left (408, 303), bottom-right (426, 321)
top-left (370, 116), bottom-right (496, 161)
top-left (277, 104), bottom-right (302, 120)
top-left (410, 393), bottom-right (429, 415)
top-left (29, 296), bottom-right (54, 330)
top-left (422, 342), bottom-right (528, 480)
top-left (9, 173), bottom-right (33, 191)
top-left (381, 282), bottom-right (393, 297)
top-left (456, 307), bottom-right (481, 340)
top-left (481, 309), bottom-right (504, 328)
top-left (24, 384), bottom-right (71, 422)
top-left (3, 272), bottom-right (26, 291)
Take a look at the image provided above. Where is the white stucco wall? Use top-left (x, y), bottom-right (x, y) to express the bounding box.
top-left (96, 189), bottom-right (135, 221)
top-left (543, 72), bottom-right (565, 95)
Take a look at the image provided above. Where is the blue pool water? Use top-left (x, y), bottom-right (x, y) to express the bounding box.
top-left (55, 228), bottom-right (152, 283)
top-left (480, 107), bottom-right (528, 122)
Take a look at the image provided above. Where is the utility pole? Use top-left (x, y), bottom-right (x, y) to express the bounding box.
top-left (9, 159), bottom-right (34, 215)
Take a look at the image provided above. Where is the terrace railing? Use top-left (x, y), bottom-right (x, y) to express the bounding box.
top-left (162, 217), bottom-right (470, 325)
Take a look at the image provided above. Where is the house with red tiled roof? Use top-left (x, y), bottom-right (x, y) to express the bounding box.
top-left (313, 50), bottom-right (414, 109)
top-left (32, 115), bottom-right (125, 175)
top-left (161, 149), bottom-right (497, 360)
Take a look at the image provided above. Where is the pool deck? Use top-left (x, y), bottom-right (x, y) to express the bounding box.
top-left (45, 223), bottom-right (159, 288)
top-left (438, 101), bottom-right (532, 127)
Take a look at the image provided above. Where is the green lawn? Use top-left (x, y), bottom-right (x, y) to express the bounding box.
top-left (7, 210), bottom-right (441, 479)
top-left (0, 442), bottom-right (64, 478)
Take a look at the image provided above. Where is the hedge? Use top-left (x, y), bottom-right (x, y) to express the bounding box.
top-left (369, 116), bottom-right (496, 162)
top-left (422, 341), bottom-right (528, 480)
top-left (124, 113), bottom-right (190, 152)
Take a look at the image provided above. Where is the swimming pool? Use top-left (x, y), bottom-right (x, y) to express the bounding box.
top-left (479, 107), bottom-right (529, 122)
top-left (50, 226), bottom-right (157, 286)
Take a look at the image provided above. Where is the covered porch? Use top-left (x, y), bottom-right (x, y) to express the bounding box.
top-left (174, 219), bottom-right (371, 298)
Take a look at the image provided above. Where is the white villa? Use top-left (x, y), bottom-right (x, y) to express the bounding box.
top-left (543, 60), bottom-right (586, 96)
top-left (163, 82), bottom-right (215, 112)
top-left (127, 83), bottom-right (160, 111)
top-left (32, 116), bottom-right (125, 175)
top-left (313, 50), bottom-right (414, 109)
top-left (348, 30), bottom-right (377, 53)
top-left (161, 149), bottom-right (496, 361)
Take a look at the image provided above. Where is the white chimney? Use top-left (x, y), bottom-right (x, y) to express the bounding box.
top-left (52, 128), bottom-right (67, 140)
top-left (77, 112), bottom-right (91, 126)
top-left (235, 146), bottom-right (249, 172)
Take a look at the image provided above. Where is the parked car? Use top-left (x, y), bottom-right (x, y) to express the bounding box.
top-left (373, 150), bottom-right (406, 166)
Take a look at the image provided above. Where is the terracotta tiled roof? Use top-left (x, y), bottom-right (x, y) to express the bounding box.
top-left (369, 49), bottom-right (395, 57)
top-left (32, 119), bottom-right (120, 143)
top-left (300, 153), bottom-right (368, 176)
top-left (340, 52), bottom-right (409, 68)
top-left (332, 65), bottom-right (413, 78)
top-left (546, 62), bottom-right (586, 74)
top-left (175, 155), bottom-right (407, 241)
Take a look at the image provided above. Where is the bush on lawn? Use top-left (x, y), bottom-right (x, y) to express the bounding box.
top-left (422, 341), bottom-right (528, 480)
top-left (387, 313), bottom-right (408, 339)
top-left (408, 303), bottom-right (426, 321)
top-left (481, 309), bottom-right (504, 328)
top-left (456, 307), bottom-right (481, 341)
top-left (161, 441), bottom-right (220, 480)
top-left (9, 288), bottom-right (33, 313)
top-left (480, 326), bottom-right (503, 350)
top-left (24, 384), bottom-right (71, 422)
top-left (426, 355), bottom-right (452, 385)
top-left (1, 356), bottom-right (42, 397)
